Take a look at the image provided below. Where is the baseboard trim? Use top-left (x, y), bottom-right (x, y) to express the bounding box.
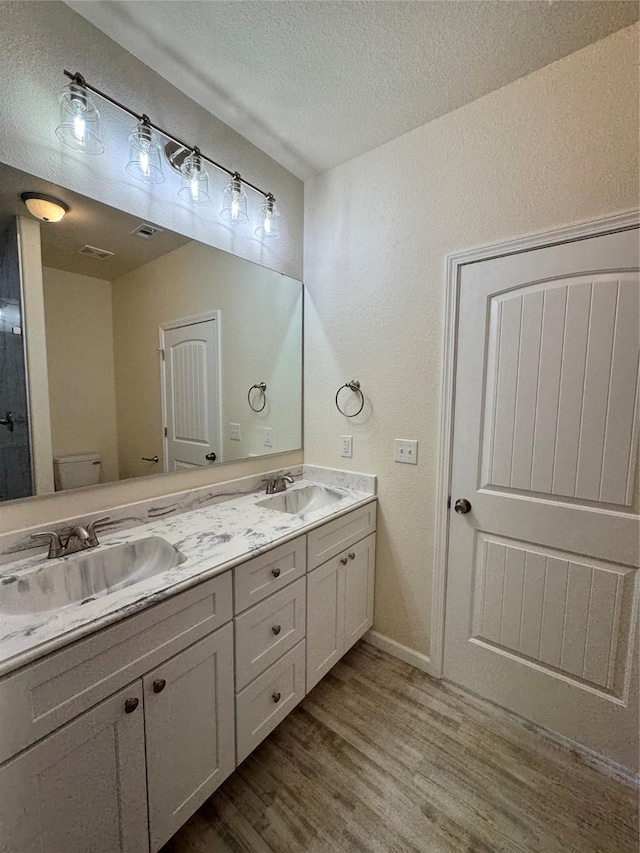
top-left (364, 631), bottom-right (432, 674)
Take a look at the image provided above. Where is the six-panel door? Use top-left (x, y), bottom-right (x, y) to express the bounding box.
top-left (144, 623), bottom-right (235, 852)
top-left (0, 682), bottom-right (148, 853)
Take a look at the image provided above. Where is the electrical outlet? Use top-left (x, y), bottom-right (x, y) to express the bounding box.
top-left (230, 423), bottom-right (241, 441)
top-left (264, 427), bottom-right (273, 447)
top-left (395, 438), bottom-right (418, 464)
top-left (341, 435), bottom-right (353, 458)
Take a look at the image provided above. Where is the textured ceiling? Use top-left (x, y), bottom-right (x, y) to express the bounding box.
top-left (65, 1), bottom-right (638, 180)
top-left (0, 163), bottom-right (189, 280)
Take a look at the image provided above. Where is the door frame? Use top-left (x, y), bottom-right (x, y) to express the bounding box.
top-left (159, 310), bottom-right (222, 472)
top-left (430, 209), bottom-right (640, 679)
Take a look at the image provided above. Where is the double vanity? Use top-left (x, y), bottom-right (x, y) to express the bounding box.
top-left (0, 465), bottom-right (376, 853)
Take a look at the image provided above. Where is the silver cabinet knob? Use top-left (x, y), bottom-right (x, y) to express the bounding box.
top-left (454, 498), bottom-right (472, 514)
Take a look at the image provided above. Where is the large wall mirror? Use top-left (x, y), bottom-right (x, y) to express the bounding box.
top-left (0, 162), bottom-right (302, 503)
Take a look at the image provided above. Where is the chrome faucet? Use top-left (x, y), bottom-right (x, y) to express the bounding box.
top-left (262, 473), bottom-right (295, 495)
top-left (31, 516), bottom-right (111, 559)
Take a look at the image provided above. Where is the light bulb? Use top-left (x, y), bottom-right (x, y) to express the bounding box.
top-left (220, 174), bottom-right (248, 224)
top-left (126, 119), bottom-right (164, 184)
top-left (178, 148), bottom-right (210, 205)
top-left (191, 178), bottom-right (199, 202)
top-left (264, 217), bottom-right (271, 236)
top-left (73, 114), bottom-right (86, 143)
top-left (55, 78), bottom-right (104, 154)
top-left (255, 195), bottom-right (280, 239)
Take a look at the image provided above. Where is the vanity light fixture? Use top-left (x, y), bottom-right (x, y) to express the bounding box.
top-left (221, 173), bottom-right (249, 224)
top-left (255, 194), bottom-right (280, 239)
top-left (126, 117), bottom-right (165, 184)
top-left (55, 73), bottom-right (104, 154)
top-left (178, 147), bottom-right (210, 205)
top-left (20, 193), bottom-right (69, 223)
top-left (54, 70), bottom-right (280, 238)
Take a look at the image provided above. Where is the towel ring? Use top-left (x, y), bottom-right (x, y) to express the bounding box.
top-left (248, 382), bottom-right (267, 412)
top-left (335, 380), bottom-right (365, 417)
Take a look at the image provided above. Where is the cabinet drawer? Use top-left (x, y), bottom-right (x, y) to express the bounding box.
top-left (0, 571), bottom-right (232, 763)
top-left (235, 577), bottom-right (306, 690)
top-left (234, 536), bottom-right (306, 613)
top-left (235, 640), bottom-right (306, 764)
top-left (307, 502), bottom-right (376, 570)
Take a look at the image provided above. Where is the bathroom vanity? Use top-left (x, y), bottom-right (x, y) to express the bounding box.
top-left (0, 468), bottom-right (376, 852)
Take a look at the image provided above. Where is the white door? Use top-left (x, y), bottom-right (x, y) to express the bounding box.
top-left (0, 682), bottom-right (148, 853)
top-left (444, 227), bottom-right (639, 771)
top-left (162, 315), bottom-right (220, 470)
top-left (144, 625), bottom-right (235, 852)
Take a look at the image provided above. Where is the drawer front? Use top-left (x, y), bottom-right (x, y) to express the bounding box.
top-left (0, 571), bottom-right (232, 763)
top-left (235, 577), bottom-right (306, 691)
top-left (307, 502), bottom-right (377, 570)
top-left (234, 536), bottom-right (306, 613)
top-left (235, 640), bottom-right (306, 764)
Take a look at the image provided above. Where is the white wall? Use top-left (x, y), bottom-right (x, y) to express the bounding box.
top-left (304, 24), bottom-right (639, 660)
top-left (0, 0), bottom-right (303, 531)
top-left (42, 267), bottom-right (119, 484)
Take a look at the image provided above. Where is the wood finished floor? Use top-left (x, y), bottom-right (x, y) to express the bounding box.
top-left (162, 642), bottom-right (639, 853)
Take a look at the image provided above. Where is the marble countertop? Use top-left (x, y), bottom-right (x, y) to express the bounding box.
top-left (0, 475), bottom-right (375, 677)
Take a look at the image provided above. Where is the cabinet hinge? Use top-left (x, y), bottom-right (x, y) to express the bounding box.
top-left (164, 427), bottom-right (168, 437)
top-left (447, 496), bottom-right (451, 510)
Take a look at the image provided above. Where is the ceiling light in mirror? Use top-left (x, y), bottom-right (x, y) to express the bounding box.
top-left (221, 174), bottom-right (249, 224)
top-left (178, 148), bottom-right (210, 205)
top-left (126, 118), bottom-right (165, 184)
top-left (55, 77), bottom-right (104, 155)
top-left (21, 193), bottom-right (69, 223)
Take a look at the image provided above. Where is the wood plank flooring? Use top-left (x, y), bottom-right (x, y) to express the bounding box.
top-left (162, 642), bottom-right (639, 853)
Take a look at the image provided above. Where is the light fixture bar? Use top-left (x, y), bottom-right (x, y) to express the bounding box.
top-left (62, 70), bottom-right (273, 200)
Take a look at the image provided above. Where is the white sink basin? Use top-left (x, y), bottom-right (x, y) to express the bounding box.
top-left (0, 536), bottom-right (186, 616)
top-left (257, 484), bottom-right (344, 515)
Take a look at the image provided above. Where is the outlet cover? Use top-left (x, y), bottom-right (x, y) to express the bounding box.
top-left (341, 435), bottom-right (353, 458)
top-left (264, 427), bottom-right (273, 447)
top-left (395, 438), bottom-right (418, 464)
top-left (230, 423), bottom-right (241, 441)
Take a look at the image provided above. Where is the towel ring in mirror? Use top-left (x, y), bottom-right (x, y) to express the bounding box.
top-left (248, 382), bottom-right (267, 412)
top-left (335, 380), bottom-right (364, 417)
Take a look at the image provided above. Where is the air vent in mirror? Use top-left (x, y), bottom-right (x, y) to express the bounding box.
top-left (131, 223), bottom-right (163, 239)
top-left (78, 244), bottom-right (114, 260)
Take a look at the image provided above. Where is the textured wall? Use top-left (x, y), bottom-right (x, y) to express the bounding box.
top-left (42, 267), bottom-right (119, 484)
top-left (0, 0), bottom-right (303, 531)
top-left (304, 24), bottom-right (639, 659)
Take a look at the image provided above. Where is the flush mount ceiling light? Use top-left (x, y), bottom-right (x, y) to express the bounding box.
top-left (53, 69), bottom-right (281, 239)
top-left (20, 192), bottom-right (69, 223)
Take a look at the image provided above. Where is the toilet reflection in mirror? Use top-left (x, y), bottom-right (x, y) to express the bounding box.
top-left (0, 162), bottom-right (302, 503)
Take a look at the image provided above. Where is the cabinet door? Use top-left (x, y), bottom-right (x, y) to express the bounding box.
top-left (0, 682), bottom-right (148, 853)
top-left (344, 533), bottom-right (376, 652)
top-left (144, 624), bottom-right (235, 852)
top-left (306, 556), bottom-right (345, 692)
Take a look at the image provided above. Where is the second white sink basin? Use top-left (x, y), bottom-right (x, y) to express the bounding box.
top-left (0, 536), bottom-right (186, 616)
top-left (257, 484), bottom-right (344, 515)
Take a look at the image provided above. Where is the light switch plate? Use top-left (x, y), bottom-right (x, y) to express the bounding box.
top-left (230, 423), bottom-right (241, 441)
top-left (395, 438), bottom-right (418, 464)
top-left (264, 427), bottom-right (273, 447)
top-left (341, 435), bottom-right (353, 458)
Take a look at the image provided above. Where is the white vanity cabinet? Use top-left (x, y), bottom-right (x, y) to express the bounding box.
top-left (306, 506), bottom-right (376, 692)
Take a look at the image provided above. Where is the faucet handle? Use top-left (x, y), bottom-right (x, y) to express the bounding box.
top-left (31, 532), bottom-right (64, 559)
top-left (86, 516), bottom-right (111, 546)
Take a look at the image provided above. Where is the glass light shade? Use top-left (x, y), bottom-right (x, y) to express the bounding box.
top-left (55, 82), bottom-right (104, 154)
top-left (178, 150), bottom-right (210, 205)
top-left (21, 193), bottom-right (68, 223)
top-left (126, 121), bottom-right (164, 184)
top-left (220, 175), bottom-right (249, 224)
top-left (255, 196), bottom-right (280, 239)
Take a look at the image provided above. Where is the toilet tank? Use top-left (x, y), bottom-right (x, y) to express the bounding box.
top-left (53, 453), bottom-right (102, 491)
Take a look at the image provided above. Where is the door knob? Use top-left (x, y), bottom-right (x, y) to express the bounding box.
top-left (454, 498), bottom-right (472, 514)
top-left (205, 452), bottom-right (217, 461)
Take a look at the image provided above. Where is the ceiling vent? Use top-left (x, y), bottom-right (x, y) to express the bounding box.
top-left (131, 223), bottom-right (163, 239)
top-left (78, 244), bottom-right (114, 261)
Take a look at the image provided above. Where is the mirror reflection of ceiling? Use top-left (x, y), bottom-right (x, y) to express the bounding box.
top-left (0, 163), bottom-right (190, 280)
